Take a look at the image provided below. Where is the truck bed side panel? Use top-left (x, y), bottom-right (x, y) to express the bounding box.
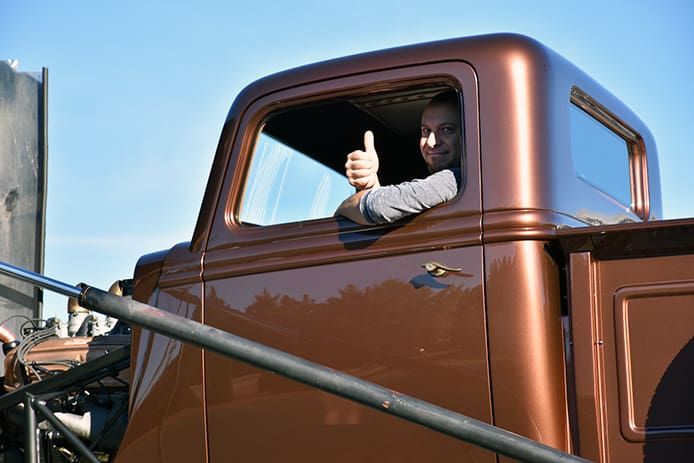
top-left (569, 249), bottom-right (694, 462)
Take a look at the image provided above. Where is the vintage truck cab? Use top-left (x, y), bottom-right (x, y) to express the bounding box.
top-left (12, 33), bottom-right (687, 463)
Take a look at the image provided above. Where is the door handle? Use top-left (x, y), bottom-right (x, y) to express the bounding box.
top-left (422, 261), bottom-right (462, 277)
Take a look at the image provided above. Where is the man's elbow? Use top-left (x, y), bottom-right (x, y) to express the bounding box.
top-left (335, 193), bottom-right (371, 225)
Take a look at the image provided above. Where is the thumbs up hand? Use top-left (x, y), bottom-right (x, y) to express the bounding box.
top-left (345, 131), bottom-right (381, 191)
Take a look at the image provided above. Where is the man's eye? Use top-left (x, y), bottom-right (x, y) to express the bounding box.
top-left (442, 126), bottom-right (455, 134)
top-left (421, 128), bottom-right (431, 136)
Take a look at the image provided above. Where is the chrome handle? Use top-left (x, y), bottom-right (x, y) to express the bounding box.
top-left (422, 261), bottom-right (462, 277)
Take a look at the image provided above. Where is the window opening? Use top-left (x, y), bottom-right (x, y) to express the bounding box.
top-left (238, 84), bottom-right (461, 226)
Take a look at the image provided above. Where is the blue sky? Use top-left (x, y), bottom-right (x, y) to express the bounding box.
top-left (3, 0), bottom-right (693, 320)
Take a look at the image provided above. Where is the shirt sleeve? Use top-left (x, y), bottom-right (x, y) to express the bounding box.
top-left (358, 168), bottom-right (461, 224)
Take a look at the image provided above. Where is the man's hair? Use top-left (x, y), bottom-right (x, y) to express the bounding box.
top-left (428, 90), bottom-right (459, 109)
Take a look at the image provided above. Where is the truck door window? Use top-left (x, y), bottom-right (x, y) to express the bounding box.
top-left (569, 103), bottom-right (632, 208)
top-left (240, 132), bottom-right (353, 225)
top-left (238, 85), bottom-right (459, 226)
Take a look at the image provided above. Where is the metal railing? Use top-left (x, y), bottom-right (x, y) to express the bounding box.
top-left (0, 260), bottom-right (590, 463)
top-left (25, 394), bottom-right (100, 463)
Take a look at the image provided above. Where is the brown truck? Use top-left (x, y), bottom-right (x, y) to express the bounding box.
top-left (1, 33), bottom-right (693, 462)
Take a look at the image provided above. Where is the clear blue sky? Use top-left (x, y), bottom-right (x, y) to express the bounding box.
top-left (3, 0), bottom-right (693, 320)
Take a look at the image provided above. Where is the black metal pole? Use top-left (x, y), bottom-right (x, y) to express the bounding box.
top-left (0, 261), bottom-right (589, 463)
top-left (31, 399), bottom-right (100, 463)
top-left (24, 395), bottom-right (39, 463)
top-left (0, 346), bottom-right (129, 411)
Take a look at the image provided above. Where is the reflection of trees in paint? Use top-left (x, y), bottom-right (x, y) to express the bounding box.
top-left (202, 257), bottom-right (498, 463)
top-left (243, 278), bottom-right (481, 359)
top-left (643, 336), bottom-right (694, 462)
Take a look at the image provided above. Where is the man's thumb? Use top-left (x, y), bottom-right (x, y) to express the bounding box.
top-left (363, 130), bottom-right (376, 154)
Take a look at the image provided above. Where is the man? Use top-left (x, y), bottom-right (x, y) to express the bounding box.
top-left (335, 90), bottom-right (462, 225)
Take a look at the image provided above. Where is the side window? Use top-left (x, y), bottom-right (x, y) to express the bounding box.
top-left (238, 84), bottom-right (460, 226)
top-left (569, 103), bottom-right (632, 208)
top-left (240, 133), bottom-right (353, 225)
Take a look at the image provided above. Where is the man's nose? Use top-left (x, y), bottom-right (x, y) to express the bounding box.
top-left (426, 132), bottom-right (438, 147)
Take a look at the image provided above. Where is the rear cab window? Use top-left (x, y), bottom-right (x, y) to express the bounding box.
top-left (569, 86), bottom-right (649, 220)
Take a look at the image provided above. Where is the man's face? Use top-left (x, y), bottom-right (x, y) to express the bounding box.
top-left (419, 102), bottom-right (461, 173)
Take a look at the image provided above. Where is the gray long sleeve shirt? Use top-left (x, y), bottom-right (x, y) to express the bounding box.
top-left (358, 168), bottom-right (461, 224)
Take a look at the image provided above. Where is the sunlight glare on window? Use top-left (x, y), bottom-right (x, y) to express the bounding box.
top-left (570, 104), bottom-right (631, 207)
top-left (240, 133), bottom-right (353, 225)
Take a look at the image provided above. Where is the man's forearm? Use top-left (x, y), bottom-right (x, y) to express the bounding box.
top-left (334, 189), bottom-right (371, 225)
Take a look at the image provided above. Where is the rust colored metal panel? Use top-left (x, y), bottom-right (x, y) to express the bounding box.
top-left (484, 240), bottom-right (571, 459)
top-left (614, 283), bottom-right (694, 442)
top-left (204, 244), bottom-right (491, 462)
top-left (567, 252), bottom-right (608, 462)
top-left (115, 279), bottom-right (206, 463)
top-left (568, 251), bottom-right (694, 462)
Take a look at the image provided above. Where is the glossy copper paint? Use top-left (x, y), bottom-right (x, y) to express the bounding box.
top-left (115, 244), bottom-right (207, 463)
top-left (119, 33), bottom-right (681, 462)
top-left (204, 246), bottom-right (490, 462)
top-left (483, 240), bottom-right (570, 459)
top-left (564, 220), bottom-right (694, 462)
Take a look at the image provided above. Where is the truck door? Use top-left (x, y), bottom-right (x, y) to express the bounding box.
top-left (202, 62), bottom-right (492, 462)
